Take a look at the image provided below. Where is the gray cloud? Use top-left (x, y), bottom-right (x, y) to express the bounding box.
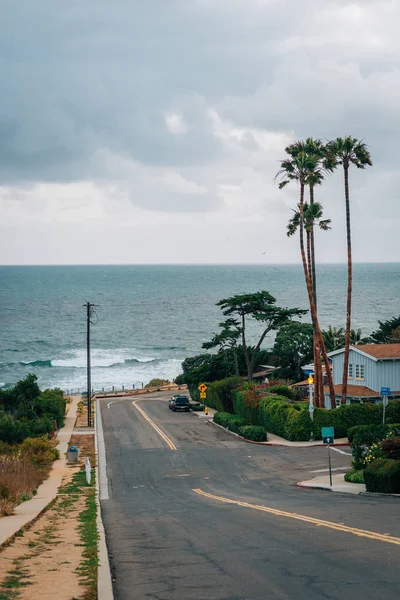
top-left (0, 0), bottom-right (399, 263)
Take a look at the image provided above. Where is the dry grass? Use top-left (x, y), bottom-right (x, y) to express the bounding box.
top-left (0, 439), bottom-right (58, 517)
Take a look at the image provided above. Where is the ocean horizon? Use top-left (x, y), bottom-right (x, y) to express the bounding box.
top-left (1, 263), bottom-right (399, 392)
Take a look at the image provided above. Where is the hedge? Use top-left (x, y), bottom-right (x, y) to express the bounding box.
top-left (257, 397), bottom-right (313, 441)
top-left (213, 412), bottom-right (246, 434)
top-left (344, 470), bottom-right (364, 484)
top-left (347, 423), bottom-right (400, 470)
top-left (267, 385), bottom-right (298, 400)
top-left (381, 436), bottom-right (400, 461)
top-left (189, 403), bottom-right (205, 411)
top-left (190, 377), bottom-right (242, 412)
top-left (238, 425), bottom-right (267, 442)
top-left (364, 458), bottom-right (400, 494)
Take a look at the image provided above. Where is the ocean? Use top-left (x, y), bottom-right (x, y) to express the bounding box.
top-left (0, 264), bottom-right (399, 393)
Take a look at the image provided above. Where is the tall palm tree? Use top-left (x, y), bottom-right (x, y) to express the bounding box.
top-left (287, 201), bottom-right (331, 406)
top-left (326, 137), bottom-right (372, 404)
top-left (277, 153), bottom-right (336, 408)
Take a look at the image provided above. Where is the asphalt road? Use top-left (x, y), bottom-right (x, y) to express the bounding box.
top-left (100, 392), bottom-right (400, 600)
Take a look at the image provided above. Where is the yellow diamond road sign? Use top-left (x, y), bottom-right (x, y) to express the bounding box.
top-left (198, 383), bottom-right (207, 393)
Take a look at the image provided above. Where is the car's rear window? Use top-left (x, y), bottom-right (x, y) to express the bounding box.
top-left (175, 398), bottom-right (189, 404)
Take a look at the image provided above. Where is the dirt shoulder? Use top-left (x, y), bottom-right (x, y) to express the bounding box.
top-left (0, 435), bottom-right (96, 600)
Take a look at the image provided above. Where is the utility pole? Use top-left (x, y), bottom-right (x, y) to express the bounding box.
top-left (84, 302), bottom-right (98, 427)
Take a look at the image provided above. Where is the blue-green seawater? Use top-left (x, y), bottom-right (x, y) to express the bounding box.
top-left (0, 264), bottom-right (398, 392)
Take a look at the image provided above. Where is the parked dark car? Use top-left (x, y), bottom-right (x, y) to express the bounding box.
top-left (169, 395), bottom-right (181, 409)
top-left (170, 396), bottom-right (190, 412)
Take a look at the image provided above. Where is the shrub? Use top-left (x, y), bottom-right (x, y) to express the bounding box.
top-left (238, 425), bottom-right (267, 442)
top-left (364, 458), bottom-right (400, 494)
top-left (381, 436), bottom-right (400, 460)
top-left (267, 385), bottom-right (297, 400)
top-left (20, 437), bottom-right (59, 466)
top-left (344, 470), bottom-right (365, 484)
top-left (207, 377), bottom-right (243, 413)
top-left (348, 423), bottom-right (400, 470)
top-left (213, 412), bottom-right (246, 433)
top-left (285, 408), bottom-right (313, 441)
top-left (189, 403), bottom-right (205, 411)
top-left (145, 378), bottom-right (170, 388)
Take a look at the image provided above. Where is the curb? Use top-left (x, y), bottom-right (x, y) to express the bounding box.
top-left (95, 400), bottom-right (114, 600)
top-left (209, 420), bottom-right (350, 448)
top-left (296, 482), bottom-right (332, 492)
top-left (360, 492), bottom-right (400, 499)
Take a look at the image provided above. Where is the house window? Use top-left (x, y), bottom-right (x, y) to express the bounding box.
top-left (355, 364), bottom-right (365, 380)
top-left (348, 364), bottom-right (353, 379)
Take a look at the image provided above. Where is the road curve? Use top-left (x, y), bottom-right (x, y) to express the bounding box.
top-left (99, 392), bottom-right (400, 600)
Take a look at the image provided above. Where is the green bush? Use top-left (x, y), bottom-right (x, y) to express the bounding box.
top-left (189, 403), bottom-right (205, 411)
top-left (213, 412), bottom-right (246, 433)
top-left (20, 437), bottom-right (59, 466)
top-left (238, 425), bottom-right (267, 442)
top-left (347, 423), bottom-right (400, 470)
top-left (267, 385), bottom-right (297, 400)
top-left (364, 458), bottom-right (400, 494)
top-left (381, 436), bottom-right (400, 460)
top-left (207, 377), bottom-right (243, 413)
top-left (256, 396), bottom-right (313, 441)
top-left (344, 470), bottom-right (365, 484)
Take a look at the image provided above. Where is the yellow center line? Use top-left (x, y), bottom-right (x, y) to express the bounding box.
top-left (132, 400), bottom-right (177, 451)
top-left (192, 489), bottom-right (400, 546)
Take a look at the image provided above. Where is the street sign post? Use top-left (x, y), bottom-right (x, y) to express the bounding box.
top-left (198, 383), bottom-right (207, 401)
top-left (380, 387), bottom-right (391, 424)
top-left (308, 374), bottom-right (314, 421)
top-left (321, 426), bottom-right (335, 486)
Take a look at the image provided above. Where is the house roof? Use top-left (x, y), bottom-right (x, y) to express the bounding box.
top-left (355, 344), bottom-right (400, 359)
top-left (292, 379), bottom-right (309, 387)
top-left (327, 343), bottom-right (400, 361)
top-left (323, 384), bottom-right (400, 397)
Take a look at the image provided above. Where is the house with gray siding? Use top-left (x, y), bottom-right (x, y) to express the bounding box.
top-left (322, 344), bottom-right (400, 408)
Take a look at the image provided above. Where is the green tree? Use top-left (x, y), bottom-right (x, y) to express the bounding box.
top-left (326, 137), bottom-right (372, 403)
top-left (323, 326), bottom-right (345, 352)
top-left (369, 316), bottom-right (400, 344)
top-left (202, 318), bottom-right (241, 376)
top-left (216, 291), bottom-right (306, 381)
top-left (273, 322), bottom-right (314, 381)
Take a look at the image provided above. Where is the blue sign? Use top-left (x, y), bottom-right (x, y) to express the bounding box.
top-left (321, 427), bottom-right (334, 438)
top-left (321, 426), bottom-right (334, 444)
top-left (380, 387), bottom-right (391, 396)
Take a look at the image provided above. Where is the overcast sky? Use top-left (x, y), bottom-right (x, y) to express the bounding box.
top-left (0, 0), bottom-right (398, 265)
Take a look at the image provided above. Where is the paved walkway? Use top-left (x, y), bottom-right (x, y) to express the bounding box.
top-left (0, 396), bottom-right (79, 547)
top-left (297, 473), bottom-right (366, 494)
top-left (264, 432), bottom-right (349, 447)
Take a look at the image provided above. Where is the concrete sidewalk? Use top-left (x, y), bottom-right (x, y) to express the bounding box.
top-left (208, 418), bottom-right (349, 448)
top-left (0, 396), bottom-right (79, 547)
top-left (192, 407), bottom-right (217, 419)
top-left (297, 473), bottom-right (366, 494)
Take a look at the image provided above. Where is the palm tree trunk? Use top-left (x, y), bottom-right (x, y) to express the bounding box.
top-left (299, 184), bottom-right (336, 408)
top-left (341, 163), bottom-right (352, 405)
top-left (309, 184), bottom-right (317, 310)
top-left (307, 227), bottom-right (320, 405)
top-left (309, 184), bottom-right (322, 406)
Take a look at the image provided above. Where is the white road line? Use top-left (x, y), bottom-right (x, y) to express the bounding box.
top-left (330, 447), bottom-right (352, 456)
top-left (96, 399), bottom-right (110, 500)
top-left (310, 467), bottom-right (349, 474)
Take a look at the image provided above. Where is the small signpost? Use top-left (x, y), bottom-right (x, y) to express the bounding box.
top-left (85, 457), bottom-right (91, 485)
top-left (308, 374), bottom-right (314, 421)
top-left (198, 382), bottom-right (207, 400)
top-left (321, 426), bottom-right (335, 487)
top-left (380, 387), bottom-right (391, 424)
